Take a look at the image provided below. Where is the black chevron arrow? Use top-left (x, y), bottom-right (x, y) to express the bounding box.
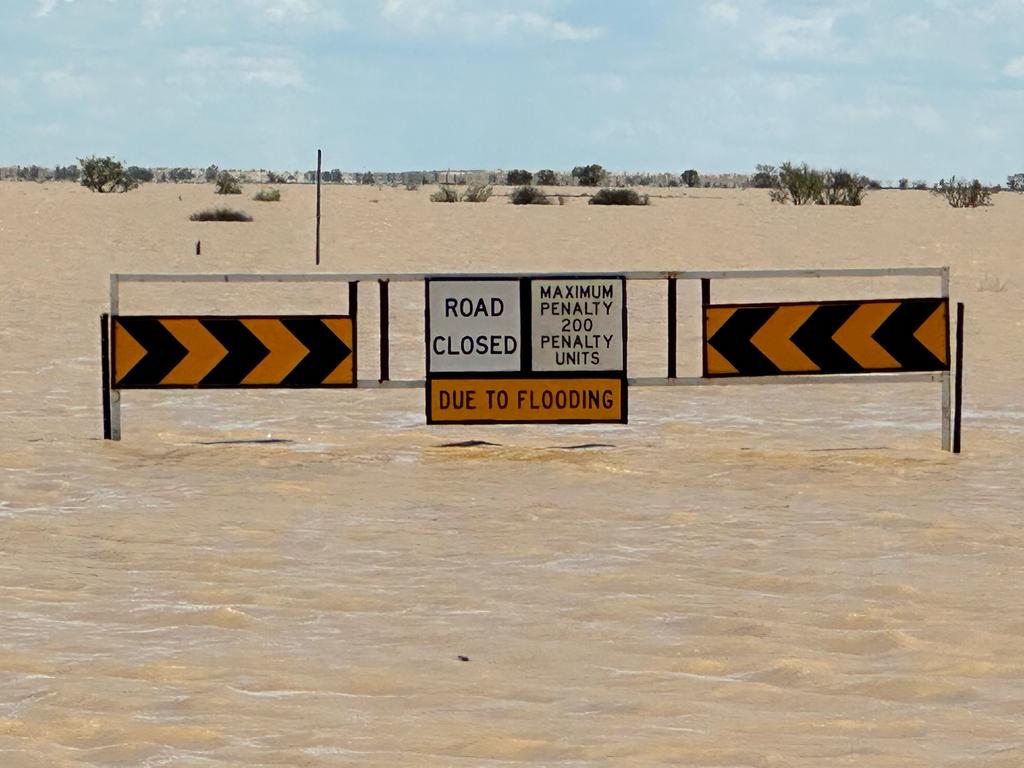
top-left (200, 319), bottom-right (270, 386)
top-left (708, 307), bottom-right (779, 375)
top-left (873, 300), bottom-right (945, 370)
top-left (280, 318), bottom-right (352, 386)
top-left (115, 317), bottom-right (187, 387)
top-left (790, 304), bottom-right (861, 373)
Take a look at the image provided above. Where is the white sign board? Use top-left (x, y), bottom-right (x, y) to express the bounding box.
top-left (531, 278), bottom-right (624, 372)
top-left (427, 280), bottom-right (522, 373)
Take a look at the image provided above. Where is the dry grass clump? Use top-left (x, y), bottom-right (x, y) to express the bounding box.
top-left (252, 188), bottom-right (281, 202)
top-left (932, 177), bottom-right (993, 208)
top-left (588, 188), bottom-right (649, 206)
top-left (429, 183), bottom-right (494, 203)
top-left (430, 185), bottom-right (459, 203)
top-left (510, 186), bottom-right (551, 205)
top-left (190, 207), bottom-right (253, 222)
top-left (461, 182), bottom-right (493, 202)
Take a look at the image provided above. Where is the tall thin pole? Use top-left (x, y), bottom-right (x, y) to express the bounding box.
top-left (101, 313), bottom-right (112, 440)
top-left (667, 277), bottom-right (677, 379)
top-left (953, 302), bottom-right (965, 454)
top-left (315, 148), bottom-right (322, 266)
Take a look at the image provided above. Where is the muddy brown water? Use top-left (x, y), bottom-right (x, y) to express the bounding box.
top-left (1, 183), bottom-right (1022, 766)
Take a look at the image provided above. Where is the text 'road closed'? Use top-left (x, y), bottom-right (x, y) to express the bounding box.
top-left (428, 378), bottom-right (625, 423)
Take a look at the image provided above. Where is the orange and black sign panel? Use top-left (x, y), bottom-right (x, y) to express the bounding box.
top-left (112, 316), bottom-right (355, 388)
top-left (428, 376), bottom-right (625, 424)
top-left (704, 298), bottom-right (948, 377)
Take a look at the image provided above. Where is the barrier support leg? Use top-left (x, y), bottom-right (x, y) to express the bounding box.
top-left (953, 302), bottom-right (965, 454)
top-left (667, 277), bottom-right (677, 379)
top-left (379, 279), bottom-right (390, 383)
top-left (101, 314), bottom-right (121, 441)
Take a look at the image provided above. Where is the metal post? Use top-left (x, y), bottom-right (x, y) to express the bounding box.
top-left (667, 277), bottom-right (677, 379)
top-left (101, 314), bottom-right (112, 440)
top-left (315, 149), bottom-right (322, 266)
top-left (953, 302), bottom-right (965, 454)
top-left (379, 279), bottom-right (390, 383)
top-left (349, 280), bottom-right (359, 383)
top-left (700, 278), bottom-right (711, 377)
top-left (101, 314), bottom-right (121, 441)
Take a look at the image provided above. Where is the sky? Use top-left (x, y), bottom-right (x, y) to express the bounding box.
top-left (2, 0), bottom-right (1023, 182)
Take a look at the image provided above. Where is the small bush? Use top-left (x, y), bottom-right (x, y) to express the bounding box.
top-left (460, 182), bottom-right (493, 203)
top-left (253, 188), bottom-right (281, 202)
top-left (535, 169), bottom-right (558, 186)
top-left (190, 207), bottom-right (253, 222)
top-left (750, 164), bottom-right (777, 189)
top-left (166, 167), bottom-right (194, 183)
top-left (215, 171), bottom-right (242, 195)
top-left (681, 169), bottom-right (700, 188)
top-left (1006, 173), bottom-right (1024, 192)
top-left (572, 164), bottom-right (606, 186)
top-left (769, 163), bottom-right (824, 205)
top-left (126, 166), bottom-right (154, 184)
top-left (821, 170), bottom-right (870, 206)
top-left (506, 169), bottom-right (533, 185)
top-left (79, 156), bottom-right (139, 193)
top-left (932, 177), bottom-right (992, 208)
top-left (764, 163), bottom-right (869, 206)
top-left (430, 185), bottom-right (459, 203)
top-left (898, 178), bottom-right (910, 190)
top-left (510, 186), bottom-right (551, 205)
top-left (589, 188), bottom-right (649, 206)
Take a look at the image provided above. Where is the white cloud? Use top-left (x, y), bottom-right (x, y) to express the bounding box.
top-left (706, 2), bottom-right (739, 25)
top-left (240, 0), bottom-right (346, 27)
top-left (759, 11), bottom-right (839, 58)
top-left (172, 47), bottom-right (307, 90)
top-left (1003, 55), bottom-right (1024, 77)
top-left (380, 1), bottom-right (603, 42)
top-left (35, 0), bottom-right (74, 17)
top-left (41, 67), bottom-right (96, 99)
top-left (908, 105), bottom-right (944, 134)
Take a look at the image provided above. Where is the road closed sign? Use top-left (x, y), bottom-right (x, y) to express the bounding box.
top-left (427, 279), bottom-right (522, 373)
top-left (425, 275), bottom-right (628, 424)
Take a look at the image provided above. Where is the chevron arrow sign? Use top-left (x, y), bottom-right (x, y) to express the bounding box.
top-left (112, 316), bottom-right (355, 388)
top-left (704, 298), bottom-right (948, 377)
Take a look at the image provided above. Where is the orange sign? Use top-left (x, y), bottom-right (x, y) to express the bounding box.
top-left (428, 377), bottom-right (625, 424)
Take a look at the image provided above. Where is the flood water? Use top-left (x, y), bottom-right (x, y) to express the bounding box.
top-left (1, 182), bottom-right (1022, 766)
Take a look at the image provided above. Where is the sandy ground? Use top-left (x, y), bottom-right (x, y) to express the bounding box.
top-left (1, 181), bottom-right (1022, 767)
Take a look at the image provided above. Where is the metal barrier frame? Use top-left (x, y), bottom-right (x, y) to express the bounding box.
top-left (106, 267), bottom-right (959, 449)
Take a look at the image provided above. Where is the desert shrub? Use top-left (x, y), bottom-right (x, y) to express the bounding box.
top-left (190, 207), bottom-right (253, 222)
top-left (506, 169), bottom-right (532, 185)
top-left (430, 185), bottom-right (459, 203)
top-left (510, 186), bottom-right (551, 205)
top-left (253, 188), bottom-right (281, 202)
top-left (898, 178), bottom-right (910, 190)
top-left (460, 182), bottom-right (493, 203)
top-left (167, 167), bottom-right (194, 183)
top-left (1006, 173), bottom-right (1024, 192)
top-left (214, 171), bottom-right (242, 195)
top-left (913, 180), bottom-right (929, 191)
top-left (572, 164), bottom-right (606, 186)
top-left (932, 177), bottom-right (992, 208)
top-left (535, 169), bottom-right (558, 186)
top-left (53, 165), bottom-right (80, 182)
top-left (79, 156), bottom-right (139, 193)
top-left (681, 169), bottom-right (700, 188)
top-left (750, 164), bottom-right (778, 188)
top-left (821, 170), bottom-right (870, 206)
top-left (768, 163), bottom-right (824, 205)
top-left (126, 166), bottom-right (154, 184)
top-left (360, 172), bottom-right (375, 185)
top-left (589, 188), bottom-right (649, 206)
